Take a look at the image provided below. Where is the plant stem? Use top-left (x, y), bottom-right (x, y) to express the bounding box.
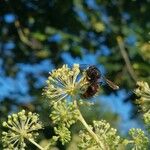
top-left (117, 36), bottom-right (137, 82)
top-left (74, 100), bottom-right (108, 150)
top-left (28, 138), bottom-right (44, 150)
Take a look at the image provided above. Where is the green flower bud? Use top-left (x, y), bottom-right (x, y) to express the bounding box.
top-left (43, 64), bottom-right (88, 104)
top-left (129, 128), bottom-right (149, 149)
top-left (2, 110), bottom-right (43, 149)
top-left (54, 125), bottom-right (71, 145)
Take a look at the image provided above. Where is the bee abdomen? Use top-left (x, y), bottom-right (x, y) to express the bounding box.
top-left (81, 83), bottom-right (99, 99)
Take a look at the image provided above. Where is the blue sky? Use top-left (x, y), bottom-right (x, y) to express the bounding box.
top-left (1, 8), bottom-right (140, 135)
top-left (61, 50), bottom-right (141, 135)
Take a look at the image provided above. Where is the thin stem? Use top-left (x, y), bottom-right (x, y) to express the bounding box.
top-left (74, 100), bottom-right (108, 150)
top-left (117, 36), bottom-right (137, 82)
top-left (28, 138), bottom-right (44, 150)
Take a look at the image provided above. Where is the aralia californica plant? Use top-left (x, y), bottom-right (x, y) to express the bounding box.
top-left (1, 64), bottom-right (150, 150)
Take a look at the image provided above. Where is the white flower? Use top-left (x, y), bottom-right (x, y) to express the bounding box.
top-left (44, 64), bottom-right (88, 104)
top-left (2, 110), bottom-right (43, 150)
top-left (135, 81), bottom-right (150, 96)
top-left (134, 81), bottom-right (150, 112)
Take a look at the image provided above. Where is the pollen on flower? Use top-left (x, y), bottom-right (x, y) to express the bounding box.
top-left (78, 120), bottom-right (121, 149)
top-left (43, 64), bottom-right (88, 104)
top-left (135, 81), bottom-right (150, 96)
top-left (135, 81), bottom-right (150, 112)
top-left (50, 100), bottom-right (79, 127)
top-left (129, 128), bottom-right (149, 149)
top-left (2, 110), bottom-right (43, 150)
top-left (54, 125), bottom-right (71, 145)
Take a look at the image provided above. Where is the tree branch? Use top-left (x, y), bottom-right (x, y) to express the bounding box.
top-left (117, 36), bottom-right (137, 82)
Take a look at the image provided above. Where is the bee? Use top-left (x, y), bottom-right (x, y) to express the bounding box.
top-left (81, 65), bottom-right (119, 98)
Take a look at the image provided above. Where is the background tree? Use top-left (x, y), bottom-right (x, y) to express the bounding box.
top-left (0, 0), bottom-right (149, 149)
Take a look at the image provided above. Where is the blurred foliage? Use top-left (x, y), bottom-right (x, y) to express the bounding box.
top-left (0, 0), bottom-right (149, 149)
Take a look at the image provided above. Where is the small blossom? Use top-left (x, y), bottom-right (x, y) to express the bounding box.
top-left (2, 110), bottom-right (43, 150)
top-left (129, 128), bottom-right (149, 149)
top-left (135, 81), bottom-right (150, 97)
top-left (78, 120), bottom-right (121, 149)
top-left (144, 111), bottom-right (150, 125)
top-left (54, 125), bottom-right (71, 145)
top-left (94, 120), bottom-right (121, 149)
top-left (50, 100), bottom-right (79, 127)
top-left (43, 64), bottom-right (88, 104)
top-left (134, 81), bottom-right (150, 112)
top-left (143, 111), bottom-right (150, 133)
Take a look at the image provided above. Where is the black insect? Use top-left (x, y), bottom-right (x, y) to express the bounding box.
top-left (81, 65), bottom-right (119, 98)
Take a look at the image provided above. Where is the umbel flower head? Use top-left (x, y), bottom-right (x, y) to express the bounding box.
top-left (2, 110), bottom-right (43, 150)
top-left (44, 64), bottom-right (88, 104)
top-left (144, 111), bottom-right (150, 126)
top-left (129, 128), bottom-right (149, 149)
top-left (54, 125), bottom-right (71, 145)
top-left (50, 100), bottom-right (79, 127)
top-left (78, 120), bottom-right (121, 149)
top-left (134, 81), bottom-right (150, 112)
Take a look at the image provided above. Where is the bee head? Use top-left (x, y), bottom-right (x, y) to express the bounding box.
top-left (86, 66), bottom-right (101, 81)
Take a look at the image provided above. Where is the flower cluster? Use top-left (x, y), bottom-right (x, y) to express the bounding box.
top-left (144, 111), bottom-right (150, 126)
top-left (143, 111), bottom-right (150, 134)
top-left (129, 128), bottom-right (149, 149)
top-left (78, 120), bottom-right (121, 149)
top-left (2, 110), bottom-right (43, 150)
top-left (54, 125), bottom-right (71, 145)
top-left (2, 64), bottom-right (150, 150)
top-left (50, 100), bottom-right (79, 128)
top-left (134, 81), bottom-right (150, 112)
top-left (44, 64), bottom-right (88, 105)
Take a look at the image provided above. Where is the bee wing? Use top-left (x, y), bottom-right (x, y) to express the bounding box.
top-left (68, 64), bottom-right (90, 71)
top-left (100, 76), bottom-right (119, 90)
top-left (79, 64), bottom-right (91, 71)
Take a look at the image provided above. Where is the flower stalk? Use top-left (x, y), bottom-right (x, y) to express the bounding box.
top-left (2, 64), bottom-right (150, 150)
top-left (73, 100), bottom-right (108, 150)
top-left (28, 138), bottom-right (44, 150)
